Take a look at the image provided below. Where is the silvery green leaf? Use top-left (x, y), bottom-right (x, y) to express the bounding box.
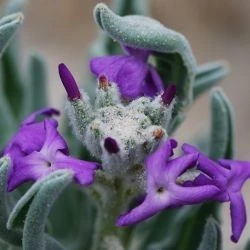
top-left (27, 53), bottom-right (48, 111)
top-left (3, 0), bottom-right (28, 15)
top-left (209, 88), bottom-right (235, 160)
top-left (0, 157), bottom-right (22, 247)
top-left (93, 3), bottom-right (196, 114)
top-left (0, 13), bottom-right (23, 56)
top-left (0, 13), bottom-right (24, 118)
top-left (0, 67), bottom-right (16, 147)
top-left (130, 206), bottom-right (197, 250)
top-left (197, 217), bottom-right (221, 250)
top-left (7, 171), bottom-right (71, 230)
top-left (193, 61), bottom-right (229, 100)
top-left (22, 170), bottom-right (72, 250)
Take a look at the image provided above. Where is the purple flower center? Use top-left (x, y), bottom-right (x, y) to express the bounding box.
top-left (161, 84), bottom-right (177, 105)
top-left (58, 63), bottom-right (81, 100)
top-left (104, 137), bottom-right (120, 154)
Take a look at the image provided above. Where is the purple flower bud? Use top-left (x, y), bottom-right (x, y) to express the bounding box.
top-left (161, 84), bottom-right (176, 105)
top-left (104, 137), bottom-right (120, 154)
top-left (58, 63), bottom-right (81, 100)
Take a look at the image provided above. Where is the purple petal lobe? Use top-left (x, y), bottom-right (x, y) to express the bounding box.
top-left (143, 66), bottom-right (164, 97)
top-left (58, 63), bottom-right (81, 100)
top-left (104, 137), bottom-right (120, 154)
top-left (161, 84), bottom-right (177, 105)
top-left (122, 45), bottom-right (150, 60)
top-left (229, 192), bottom-right (246, 242)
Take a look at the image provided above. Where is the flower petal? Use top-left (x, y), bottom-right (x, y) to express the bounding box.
top-left (142, 66), bottom-right (164, 97)
top-left (229, 192), bottom-right (246, 243)
top-left (117, 194), bottom-right (169, 226)
top-left (54, 152), bottom-right (99, 186)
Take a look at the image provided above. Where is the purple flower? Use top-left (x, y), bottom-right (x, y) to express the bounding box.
top-left (89, 45), bottom-right (164, 99)
top-left (182, 143), bottom-right (250, 242)
top-left (117, 139), bottom-right (220, 226)
top-left (4, 108), bottom-right (99, 191)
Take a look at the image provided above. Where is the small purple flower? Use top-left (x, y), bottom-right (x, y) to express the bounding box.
top-left (117, 139), bottom-right (220, 226)
top-left (90, 45), bottom-right (164, 99)
top-left (161, 84), bottom-right (177, 106)
top-left (182, 143), bottom-right (250, 242)
top-left (4, 108), bottom-right (99, 191)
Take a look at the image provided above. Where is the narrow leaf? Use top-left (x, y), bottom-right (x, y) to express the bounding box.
top-left (7, 171), bottom-right (71, 230)
top-left (0, 157), bottom-right (22, 246)
top-left (209, 88), bottom-right (234, 160)
top-left (197, 217), bottom-right (221, 250)
top-left (22, 170), bottom-right (72, 250)
top-left (27, 53), bottom-right (48, 111)
top-left (194, 61), bottom-right (229, 100)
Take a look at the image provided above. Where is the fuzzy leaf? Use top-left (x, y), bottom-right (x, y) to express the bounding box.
top-left (93, 3), bottom-right (196, 115)
top-left (197, 217), bottom-right (221, 250)
top-left (0, 67), bottom-right (16, 147)
top-left (193, 61), bottom-right (229, 100)
top-left (22, 170), bottom-right (72, 250)
top-left (0, 157), bottom-right (22, 247)
top-left (7, 171), bottom-right (71, 230)
top-left (0, 12), bottom-right (24, 118)
top-left (209, 88), bottom-right (235, 160)
top-left (27, 53), bottom-right (48, 111)
top-left (0, 13), bottom-right (23, 56)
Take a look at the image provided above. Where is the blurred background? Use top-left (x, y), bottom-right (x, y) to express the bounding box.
top-left (1, 0), bottom-right (250, 249)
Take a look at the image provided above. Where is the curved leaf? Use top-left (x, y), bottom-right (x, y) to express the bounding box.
top-left (194, 60), bottom-right (229, 100)
top-left (0, 157), bottom-right (22, 246)
top-left (22, 170), bottom-right (72, 250)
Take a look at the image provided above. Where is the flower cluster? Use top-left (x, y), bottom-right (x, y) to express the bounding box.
top-left (1, 44), bottom-right (248, 247)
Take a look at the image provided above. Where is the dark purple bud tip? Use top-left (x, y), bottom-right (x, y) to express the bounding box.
top-left (98, 75), bottom-right (111, 90)
top-left (104, 137), bottom-right (120, 154)
top-left (58, 63), bottom-right (81, 100)
top-left (161, 84), bottom-right (177, 105)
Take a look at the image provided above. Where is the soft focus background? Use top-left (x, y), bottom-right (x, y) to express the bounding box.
top-left (2, 0), bottom-right (250, 249)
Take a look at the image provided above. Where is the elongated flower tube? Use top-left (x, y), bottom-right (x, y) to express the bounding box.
top-left (3, 108), bottom-right (99, 191)
top-left (117, 139), bottom-right (220, 226)
top-left (90, 45), bottom-right (164, 99)
top-left (182, 143), bottom-right (250, 242)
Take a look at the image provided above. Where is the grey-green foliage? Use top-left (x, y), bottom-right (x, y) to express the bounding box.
top-left (0, 157), bottom-right (22, 247)
top-left (194, 61), bottom-right (229, 100)
top-left (22, 170), bottom-right (72, 250)
top-left (197, 217), bottom-right (221, 250)
top-left (27, 53), bottom-right (48, 112)
top-left (0, 13), bottom-right (23, 56)
top-left (7, 171), bottom-right (73, 250)
top-left (244, 241), bottom-right (250, 250)
top-left (209, 87), bottom-right (235, 160)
